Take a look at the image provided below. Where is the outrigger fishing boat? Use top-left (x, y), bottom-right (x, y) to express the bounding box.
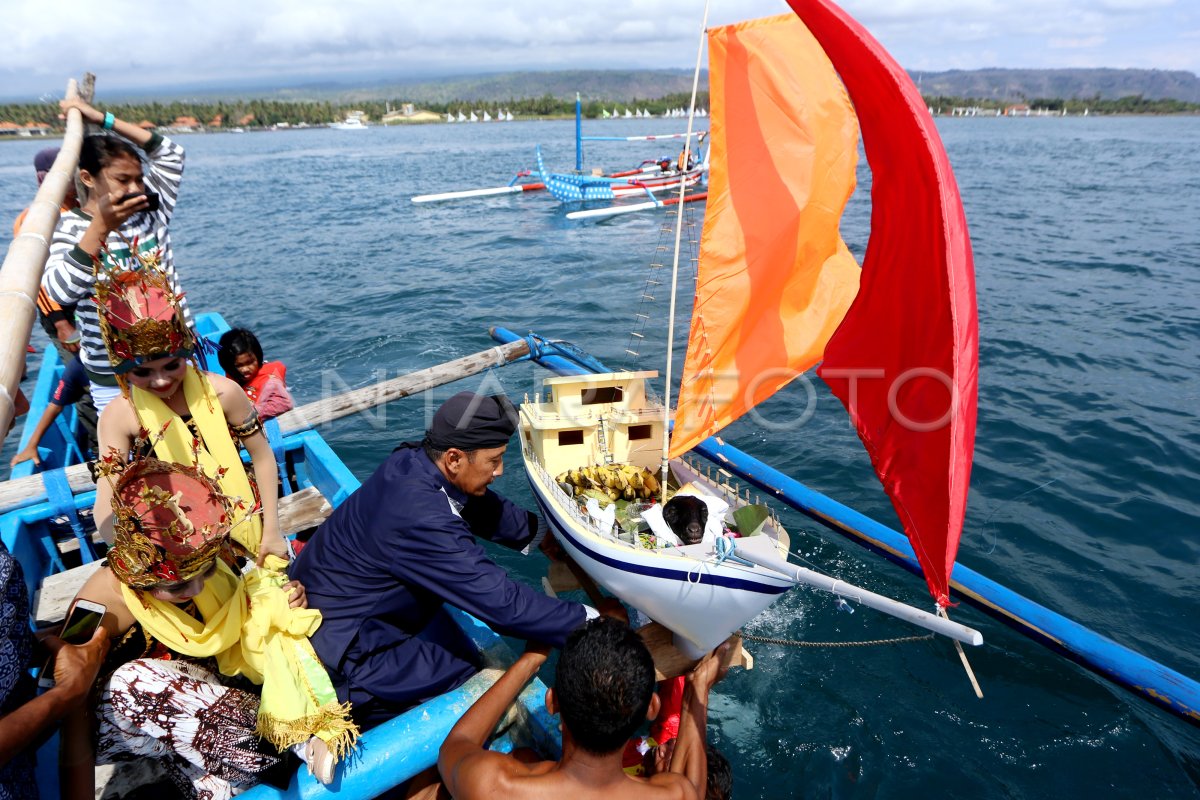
top-left (411, 94), bottom-right (709, 205)
top-left (535, 146), bottom-right (707, 205)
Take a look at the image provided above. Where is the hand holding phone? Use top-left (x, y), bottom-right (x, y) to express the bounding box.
top-left (39, 600), bottom-right (106, 690)
top-left (116, 190), bottom-right (160, 213)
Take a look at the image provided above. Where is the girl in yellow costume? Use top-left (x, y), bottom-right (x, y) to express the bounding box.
top-left (89, 248), bottom-right (286, 563)
top-left (66, 251), bottom-right (356, 796)
top-left (64, 457), bottom-right (357, 798)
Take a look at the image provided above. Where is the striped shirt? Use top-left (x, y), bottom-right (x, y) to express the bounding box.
top-left (41, 133), bottom-right (192, 382)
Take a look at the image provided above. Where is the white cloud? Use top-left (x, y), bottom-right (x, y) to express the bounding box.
top-left (1, 0), bottom-right (1195, 99)
top-left (1048, 35), bottom-right (1108, 48)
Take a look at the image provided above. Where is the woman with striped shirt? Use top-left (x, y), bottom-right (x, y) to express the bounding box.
top-left (41, 98), bottom-right (191, 416)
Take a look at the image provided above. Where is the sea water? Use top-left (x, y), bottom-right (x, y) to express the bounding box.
top-left (2, 115), bottom-right (1198, 798)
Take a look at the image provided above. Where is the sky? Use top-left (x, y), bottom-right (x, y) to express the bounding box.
top-left (2, 0), bottom-right (1197, 100)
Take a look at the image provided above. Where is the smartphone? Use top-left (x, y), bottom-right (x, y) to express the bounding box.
top-left (38, 599), bottom-right (106, 689)
top-left (117, 190), bottom-right (160, 212)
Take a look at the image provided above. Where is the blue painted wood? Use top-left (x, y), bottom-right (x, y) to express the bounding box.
top-left (488, 325), bottom-right (1200, 727)
top-left (241, 609), bottom-right (557, 799)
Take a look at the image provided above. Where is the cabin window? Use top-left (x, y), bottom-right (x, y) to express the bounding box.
top-left (628, 424), bottom-right (653, 441)
top-left (581, 387), bottom-right (623, 405)
top-left (558, 430), bottom-right (585, 446)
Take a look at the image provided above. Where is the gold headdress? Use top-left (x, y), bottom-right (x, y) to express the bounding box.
top-left (101, 455), bottom-right (237, 589)
top-left (95, 243), bottom-right (195, 374)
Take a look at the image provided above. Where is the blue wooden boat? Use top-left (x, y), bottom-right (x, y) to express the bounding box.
top-left (2, 313), bottom-right (562, 799)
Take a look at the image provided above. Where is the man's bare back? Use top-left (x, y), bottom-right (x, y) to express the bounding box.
top-left (438, 617), bottom-right (726, 800)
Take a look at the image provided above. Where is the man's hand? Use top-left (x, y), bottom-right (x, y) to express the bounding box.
top-left (46, 627), bottom-right (109, 703)
top-left (597, 597), bottom-right (628, 624)
top-left (284, 579), bottom-right (307, 609)
top-left (538, 528), bottom-right (564, 562)
top-left (523, 639), bottom-right (552, 664)
top-left (256, 520), bottom-right (290, 566)
top-left (687, 641), bottom-right (731, 701)
top-left (58, 98), bottom-right (102, 126)
top-left (95, 189), bottom-right (148, 232)
top-left (54, 320), bottom-right (81, 353)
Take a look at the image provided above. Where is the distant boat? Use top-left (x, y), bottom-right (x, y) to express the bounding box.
top-left (330, 116), bottom-right (367, 130)
top-left (612, 107), bottom-right (619, 118)
top-left (624, 109), bottom-right (633, 118)
top-left (483, 111), bottom-right (493, 122)
top-left (602, 109), bottom-right (611, 119)
top-left (229, 127), bottom-right (246, 134)
top-left (505, 111), bottom-right (514, 121)
top-left (446, 113), bottom-right (454, 123)
top-left (457, 111), bottom-right (467, 122)
top-left (469, 111), bottom-right (479, 122)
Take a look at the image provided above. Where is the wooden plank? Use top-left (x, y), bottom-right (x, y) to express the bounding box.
top-left (545, 561), bottom-right (582, 593)
top-left (541, 542), bottom-right (607, 606)
top-left (275, 485), bottom-right (333, 533)
top-left (34, 486), bottom-right (332, 627)
top-left (0, 339), bottom-right (531, 511)
top-left (636, 623), bottom-right (753, 681)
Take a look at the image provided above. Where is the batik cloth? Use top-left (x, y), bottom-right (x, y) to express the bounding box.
top-left (96, 658), bottom-right (279, 800)
top-left (120, 556), bottom-right (358, 759)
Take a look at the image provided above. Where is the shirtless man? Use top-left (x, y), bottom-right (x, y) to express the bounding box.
top-left (438, 617), bottom-right (727, 800)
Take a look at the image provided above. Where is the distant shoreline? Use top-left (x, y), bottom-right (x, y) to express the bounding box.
top-left (3, 108), bottom-right (1197, 144)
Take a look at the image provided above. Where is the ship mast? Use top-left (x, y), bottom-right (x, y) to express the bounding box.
top-left (660, 0), bottom-right (711, 502)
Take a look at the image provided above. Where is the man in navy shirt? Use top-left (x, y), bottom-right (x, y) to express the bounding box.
top-left (290, 392), bottom-right (594, 727)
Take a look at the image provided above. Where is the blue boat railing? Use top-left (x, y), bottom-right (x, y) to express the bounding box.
top-left (240, 609), bottom-right (559, 799)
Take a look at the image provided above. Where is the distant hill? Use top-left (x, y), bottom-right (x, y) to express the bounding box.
top-left (78, 67), bottom-right (1200, 106)
top-left (103, 70), bottom-right (706, 105)
top-left (909, 68), bottom-right (1200, 103)
top-left (327, 70), bottom-right (704, 105)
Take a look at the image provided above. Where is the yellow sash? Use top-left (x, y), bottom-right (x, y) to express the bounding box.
top-left (132, 366), bottom-right (263, 556)
top-left (125, 368), bottom-right (357, 758)
top-left (122, 557), bottom-right (358, 759)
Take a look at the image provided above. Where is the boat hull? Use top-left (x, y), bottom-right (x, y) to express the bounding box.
top-left (524, 455), bottom-right (792, 658)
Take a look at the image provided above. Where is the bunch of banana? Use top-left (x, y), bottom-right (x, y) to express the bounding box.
top-left (556, 464), bottom-right (662, 501)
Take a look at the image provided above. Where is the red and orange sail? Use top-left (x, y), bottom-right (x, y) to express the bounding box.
top-left (671, 3), bottom-right (978, 607)
top-left (791, 0), bottom-right (978, 607)
top-left (670, 14), bottom-right (861, 459)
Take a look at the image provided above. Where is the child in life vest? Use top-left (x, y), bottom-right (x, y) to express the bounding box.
top-left (218, 328), bottom-right (294, 419)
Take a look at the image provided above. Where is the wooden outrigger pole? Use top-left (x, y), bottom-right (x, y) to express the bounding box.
top-left (0, 338), bottom-right (531, 512)
top-left (0, 79), bottom-right (83, 442)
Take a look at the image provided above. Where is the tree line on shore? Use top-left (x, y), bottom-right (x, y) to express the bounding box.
top-left (1, 91), bottom-right (1195, 130)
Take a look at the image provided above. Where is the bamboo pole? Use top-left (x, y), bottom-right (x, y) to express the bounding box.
top-left (0, 79), bottom-right (84, 442)
top-left (0, 338), bottom-right (531, 511)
